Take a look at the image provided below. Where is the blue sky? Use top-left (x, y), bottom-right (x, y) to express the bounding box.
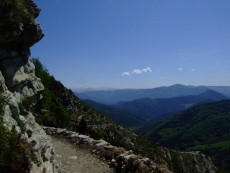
top-left (32, 0), bottom-right (230, 89)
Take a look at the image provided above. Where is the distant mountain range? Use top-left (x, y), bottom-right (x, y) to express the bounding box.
top-left (75, 84), bottom-right (230, 104)
top-left (136, 100), bottom-right (230, 171)
top-left (83, 89), bottom-right (228, 127)
top-left (116, 89), bottom-right (228, 120)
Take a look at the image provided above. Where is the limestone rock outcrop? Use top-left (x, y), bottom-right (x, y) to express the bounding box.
top-left (0, 0), bottom-right (61, 172)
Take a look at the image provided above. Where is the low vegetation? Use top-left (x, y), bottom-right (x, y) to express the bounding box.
top-left (0, 95), bottom-right (36, 173)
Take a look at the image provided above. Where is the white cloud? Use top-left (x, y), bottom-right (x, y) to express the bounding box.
top-left (190, 68), bottom-right (195, 72)
top-left (178, 67), bottom-right (183, 71)
top-left (122, 67), bottom-right (152, 76)
top-left (121, 72), bottom-right (130, 76)
top-left (142, 67), bottom-right (152, 73)
top-left (132, 69), bottom-right (143, 74)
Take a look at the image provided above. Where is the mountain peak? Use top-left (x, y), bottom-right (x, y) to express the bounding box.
top-left (170, 84), bottom-right (186, 88)
top-left (199, 89), bottom-right (227, 100)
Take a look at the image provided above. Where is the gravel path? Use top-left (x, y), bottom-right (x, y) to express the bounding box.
top-left (51, 136), bottom-right (115, 173)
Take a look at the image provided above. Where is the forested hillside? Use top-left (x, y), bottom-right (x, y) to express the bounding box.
top-left (116, 90), bottom-right (227, 120)
top-left (84, 99), bottom-right (147, 127)
top-left (137, 100), bottom-right (230, 172)
top-left (83, 90), bottom-right (227, 129)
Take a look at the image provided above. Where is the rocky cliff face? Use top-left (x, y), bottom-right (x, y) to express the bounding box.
top-left (0, 0), bottom-right (61, 172)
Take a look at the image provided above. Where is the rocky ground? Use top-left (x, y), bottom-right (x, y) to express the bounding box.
top-left (51, 136), bottom-right (115, 173)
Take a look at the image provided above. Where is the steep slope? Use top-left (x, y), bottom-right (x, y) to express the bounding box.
top-left (198, 89), bottom-right (228, 101)
top-left (140, 100), bottom-right (230, 172)
top-left (207, 86), bottom-right (230, 98)
top-left (76, 84), bottom-right (213, 104)
top-left (84, 99), bottom-right (147, 128)
top-left (31, 58), bottom-right (217, 173)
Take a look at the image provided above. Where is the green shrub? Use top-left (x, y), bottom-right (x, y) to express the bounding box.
top-left (0, 125), bottom-right (32, 172)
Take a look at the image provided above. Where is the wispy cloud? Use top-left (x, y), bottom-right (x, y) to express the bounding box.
top-left (190, 68), bottom-right (195, 72)
top-left (142, 67), bottom-right (152, 73)
top-left (178, 67), bottom-right (183, 71)
top-left (122, 67), bottom-right (152, 76)
top-left (121, 72), bottom-right (130, 76)
top-left (132, 69), bottom-right (143, 74)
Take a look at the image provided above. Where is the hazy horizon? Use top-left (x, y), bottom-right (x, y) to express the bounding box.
top-left (73, 83), bottom-right (230, 93)
top-left (32, 0), bottom-right (230, 89)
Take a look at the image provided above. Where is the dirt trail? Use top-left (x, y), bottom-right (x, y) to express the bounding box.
top-left (51, 136), bottom-right (115, 173)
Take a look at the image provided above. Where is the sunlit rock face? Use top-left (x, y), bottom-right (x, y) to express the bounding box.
top-left (0, 1), bottom-right (61, 172)
top-left (0, 49), bottom-right (44, 105)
